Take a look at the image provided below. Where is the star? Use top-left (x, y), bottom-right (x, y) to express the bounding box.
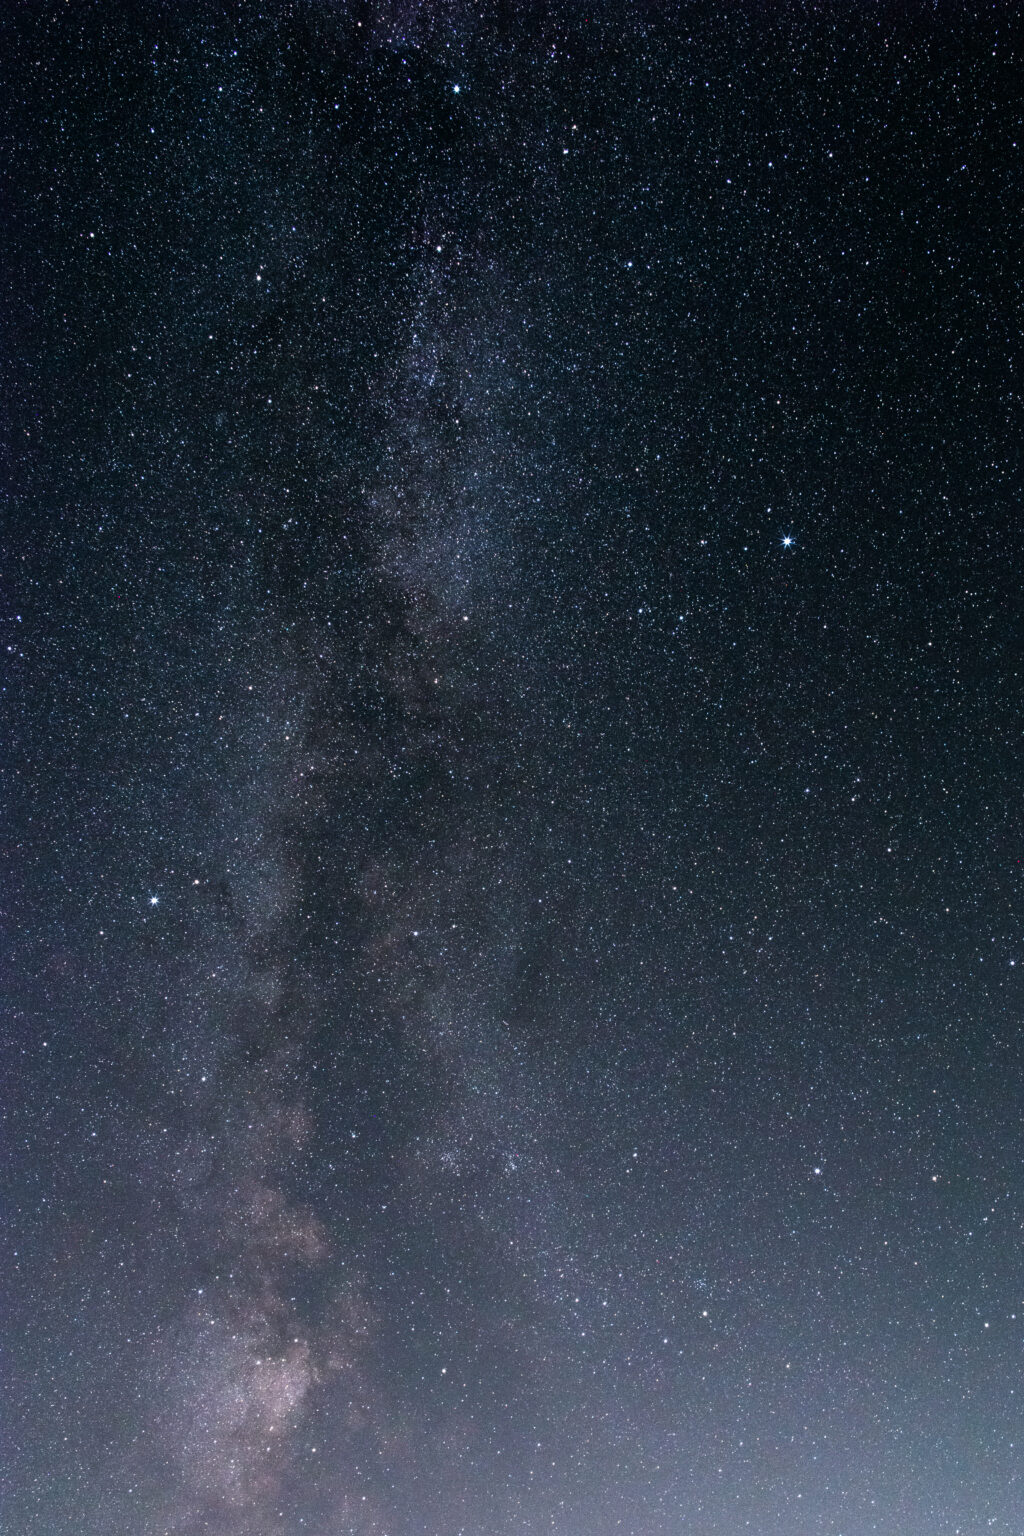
top-left (781, 534), bottom-right (795, 548)
top-left (148, 895), bottom-right (159, 906)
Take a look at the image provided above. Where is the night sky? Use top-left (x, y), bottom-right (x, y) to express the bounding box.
top-left (4, 3), bottom-right (1023, 1533)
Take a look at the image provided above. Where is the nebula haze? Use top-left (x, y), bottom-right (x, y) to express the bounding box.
top-left (4, 4), bottom-right (1022, 1534)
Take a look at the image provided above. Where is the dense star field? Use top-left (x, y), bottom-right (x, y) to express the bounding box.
top-left (3, 3), bottom-right (1022, 1532)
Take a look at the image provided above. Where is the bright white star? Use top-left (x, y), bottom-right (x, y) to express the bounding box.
top-left (781, 534), bottom-right (795, 548)
top-left (149, 895), bottom-right (159, 906)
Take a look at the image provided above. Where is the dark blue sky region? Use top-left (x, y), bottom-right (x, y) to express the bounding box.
top-left (3, 4), bottom-right (1022, 1533)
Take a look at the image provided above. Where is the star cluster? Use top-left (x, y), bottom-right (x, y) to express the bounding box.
top-left (4, 4), bottom-right (1022, 1534)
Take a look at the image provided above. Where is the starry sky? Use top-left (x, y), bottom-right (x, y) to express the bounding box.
top-left (3, 3), bottom-right (1023, 1533)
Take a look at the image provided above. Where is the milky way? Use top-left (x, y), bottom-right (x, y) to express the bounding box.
top-left (5, 4), bottom-right (1023, 1534)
